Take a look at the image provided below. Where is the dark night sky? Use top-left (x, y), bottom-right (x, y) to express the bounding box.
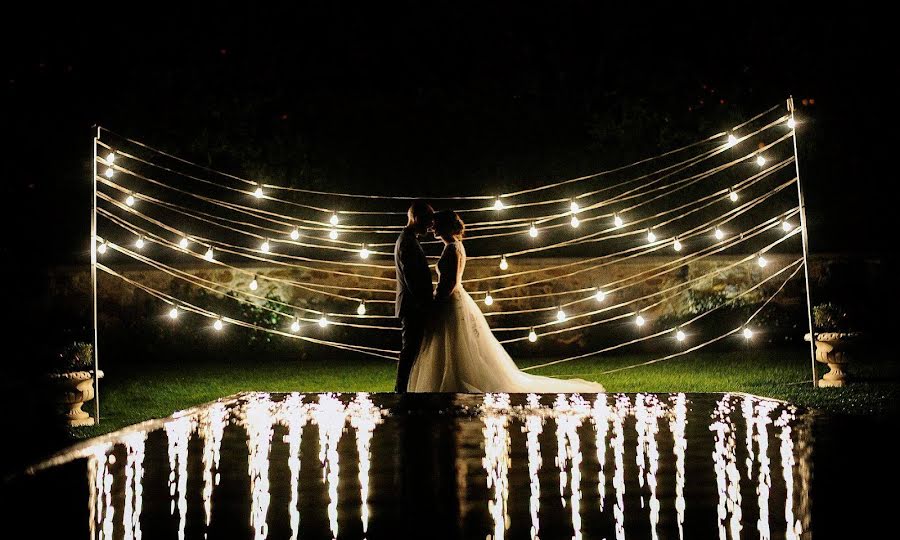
top-left (1, 3), bottom-right (894, 273)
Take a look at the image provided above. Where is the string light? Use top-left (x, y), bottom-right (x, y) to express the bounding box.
top-left (168, 306), bottom-right (179, 319)
top-left (104, 167), bottom-right (114, 178)
top-left (675, 329), bottom-right (686, 342)
top-left (570, 200), bottom-right (580, 213)
top-left (635, 314), bottom-right (646, 327)
top-left (570, 215), bottom-right (580, 228)
top-left (204, 247), bottom-right (214, 261)
top-left (484, 292), bottom-right (494, 306)
top-left (360, 244), bottom-right (370, 259)
top-left (729, 189), bottom-right (739, 202)
top-left (249, 276), bottom-right (259, 291)
top-left (673, 238), bottom-right (683, 252)
top-left (329, 229), bottom-right (338, 240)
top-left (105, 152), bottom-right (116, 163)
top-left (179, 237), bottom-right (190, 249)
top-left (787, 118), bottom-right (796, 129)
top-left (756, 154), bottom-right (767, 167)
top-left (528, 328), bottom-right (538, 342)
top-left (556, 307), bottom-right (567, 322)
top-left (646, 229), bottom-right (657, 243)
top-left (253, 185), bottom-right (264, 198)
top-left (595, 289), bottom-right (606, 302)
top-left (613, 214), bottom-right (624, 228)
top-left (726, 133), bottom-right (738, 147)
top-left (357, 300), bottom-right (366, 316)
top-left (499, 255), bottom-right (509, 270)
top-left (318, 314), bottom-right (329, 328)
top-left (290, 319), bottom-right (301, 333)
top-left (757, 255), bottom-right (768, 268)
top-left (135, 236), bottom-right (145, 249)
top-left (493, 198), bottom-right (505, 211)
top-left (529, 223), bottom-right (538, 238)
top-left (125, 194), bottom-right (136, 207)
top-left (329, 213), bottom-right (340, 226)
top-left (260, 239), bottom-right (270, 253)
top-left (743, 327), bottom-right (754, 340)
top-left (97, 241), bottom-right (108, 254)
top-left (714, 227), bottom-right (725, 240)
top-left (782, 221), bottom-right (793, 232)
top-left (290, 228), bottom-right (300, 241)
top-left (213, 319), bottom-right (224, 331)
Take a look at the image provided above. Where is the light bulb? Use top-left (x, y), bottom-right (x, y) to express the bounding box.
top-left (179, 237), bottom-right (189, 249)
top-left (97, 241), bottom-right (107, 254)
top-left (782, 221), bottom-right (793, 232)
top-left (135, 237), bottom-right (145, 249)
top-left (290, 228), bottom-right (300, 240)
top-left (743, 327), bottom-right (754, 340)
top-left (727, 133), bottom-right (738, 147)
top-left (105, 152), bottom-right (116, 163)
top-left (204, 247), bottom-right (214, 261)
top-left (249, 277), bottom-right (259, 291)
top-left (357, 301), bottom-right (366, 316)
top-left (647, 229), bottom-right (656, 242)
top-left (757, 255), bottom-right (768, 268)
top-left (556, 308), bottom-right (567, 322)
top-left (168, 307), bottom-right (178, 319)
top-left (214, 319), bottom-right (223, 331)
top-left (729, 190), bottom-right (738, 202)
top-left (499, 256), bottom-right (508, 270)
top-left (529, 223), bottom-right (538, 238)
top-left (595, 289), bottom-right (606, 302)
top-left (493, 198), bottom-right (504, 211)
top-left (570, 200), bottom-right (580, 213)
top-left (676, 329), bottom-right (686, 342)
top-left (318, 315), bottom-right (328, 328)
top-left (756, 154), bottom-right (767, 167)
top-left (714, 227), bottom-right (724, 240)
top-left (614, 214), bottom-right (624, 228)
top-left (636, 314), bottom-right (646, 327)
top-left (290, 319), bottom-right (301, 333)
top-left (673, 238), bottom-right (683, 252)
top-left (570, 215), bottom-right (580, 228)
top-left (260, 240), bottom-right (270, 253)
top-left (125, 194), bottom-right (135, 207)
top-left (329, 229), bottom-right (338, 240)
top-left (330, 213), bottom-right (339, 226)
top-left (104, 167), bottom-right (114, 178)
top-left (528, 328), bottom-right (538, 343)
top-left (787, 118), bottom-right (796, 129)
top-left (360, 245), bottom-right (370, 259)
top-left (253, 186), bottom-right (264, 198)
top-left (484, 293), bottom-right (494, 306)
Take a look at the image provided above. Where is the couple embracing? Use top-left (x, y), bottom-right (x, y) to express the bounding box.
top-left (393, 201), bottom-right (605, 394)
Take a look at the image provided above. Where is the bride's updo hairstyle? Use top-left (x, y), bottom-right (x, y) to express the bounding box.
top-left (433, 210), bottom-right (465, 239)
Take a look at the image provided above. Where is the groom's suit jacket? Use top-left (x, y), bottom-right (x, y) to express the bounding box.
top-left (394, 227), bottom-right (433, 318)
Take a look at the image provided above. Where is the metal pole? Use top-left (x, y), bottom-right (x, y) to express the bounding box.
top-left (788, 97), bottom-right (818, 388)
top-left (91, 126), bottom-right (101, 423)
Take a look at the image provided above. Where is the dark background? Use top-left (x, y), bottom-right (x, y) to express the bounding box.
top-left (2, 3), bottom-right (895, 345)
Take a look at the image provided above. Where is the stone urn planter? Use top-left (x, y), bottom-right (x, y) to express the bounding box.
top-left (46, 370), bottom-right (104, 426)
top-left (805, 332), bottom-right (862, 388)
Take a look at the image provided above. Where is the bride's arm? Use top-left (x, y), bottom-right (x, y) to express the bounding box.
top-left (434, 244), bottom-right (459, 300)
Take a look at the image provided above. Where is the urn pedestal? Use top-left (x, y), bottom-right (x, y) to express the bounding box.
top-left (805, 333), bottom-right (861, 388)
top-left (46, 370), bottom-right (105, 426)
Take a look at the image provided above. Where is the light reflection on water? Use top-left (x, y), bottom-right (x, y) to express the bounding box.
top-left (25, 392), bottom-right (814, 539)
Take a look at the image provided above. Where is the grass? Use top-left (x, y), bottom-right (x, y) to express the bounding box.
top-left (74, 346), bottom-right (898, 439)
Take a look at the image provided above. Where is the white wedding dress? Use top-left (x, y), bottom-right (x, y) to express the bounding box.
top-left (408, 240), bottom-right (605, 393)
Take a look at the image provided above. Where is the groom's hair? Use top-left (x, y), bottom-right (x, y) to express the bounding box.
top-left (408, 200), bottom-right (434, 224)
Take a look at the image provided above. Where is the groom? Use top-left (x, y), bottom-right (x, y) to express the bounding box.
top-left (393, 200), bottom-right (435, 393)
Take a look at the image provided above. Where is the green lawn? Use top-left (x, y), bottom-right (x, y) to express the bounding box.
top-left (75, 347), bottom-right (897, 438)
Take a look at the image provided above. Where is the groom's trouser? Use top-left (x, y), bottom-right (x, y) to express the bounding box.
top-left (395, 314), bottom-right (425, 392)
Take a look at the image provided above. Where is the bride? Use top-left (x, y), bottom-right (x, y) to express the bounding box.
top-left (408, 210), bottom-right (605, 393)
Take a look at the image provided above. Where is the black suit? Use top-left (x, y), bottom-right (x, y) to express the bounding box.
top-left (394, 227), bottom-right (433, 392)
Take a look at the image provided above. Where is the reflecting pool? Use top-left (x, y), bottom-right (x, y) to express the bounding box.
top-left (12, 392), bottom-right (819, 539)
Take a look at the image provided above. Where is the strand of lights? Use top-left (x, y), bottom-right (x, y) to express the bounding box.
top-left (484, 292), bottom-right (494, 306)
top-left (168, 305), bottom-right (179, 319)
top-left (756, 154), bottom-right (767, 167)
top-left (595, 289), bottom-right (606, 302)
top-left (673, 238), bottom-right (683, 252)
top-left (556, 307), bottom-right (567, 322)
top-left (570, 200), bottom-right (580, 213)
top-left (781, 220), bottom-right (793, 232)
top-left (757, 255), bottom-right (769, 268)
top-left (675, 328), bottom-right (686, 342)
top-left (359, 244), bottom-right (370, 259)
top-left (729, 189), bottom-right (739, 202)
top-left (213, 318), bottom-right (224, 331)
top-left (290, 318), bottom-right (301, 333)
top-left (714, 226), bottom-right (725, 240)
top-left (135, 236), bottom-right (145, 249)
top-left (97, 240), bottom-right (108, 254)
top-left (204, 247), bottom-right (214, 261)
top-left (125, 193), bottom-right (136, 207)
top-left (253, 184), bottom-right (264, 198)
top-left (329, 213), bottom-right (340, 226)
top-left (290, 228), bottom-right (300, 240)
top-left (249, 276), bottom-right (259, 291)
top-left (570, 214), bottom-right (580, 228)
top-left (635, 314), bottom-right (646, 327)
top-left (743, 327), bottom-right (754, 340)
top-left (499, 256), bottom-right (509, 271)
top-left (357, 301), bottom-right (366, 316)
top-left (318, 314), bottom-right (329, 328)
top-left (179, 236), bottom-right (190, 249)
top-left (647, 229), bottom-right (657, 243)
top-left (528, 328), bottom-right (538, 342)
top-left (260, 239), bottom-right (271, 253)
top-left (529, 223), bottom-right (539, 238)
top-left (493, 198), bottom-right (505, 211)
